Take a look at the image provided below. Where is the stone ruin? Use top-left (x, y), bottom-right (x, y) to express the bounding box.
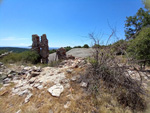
top-left (56, 48), bottom-right (75, 60)
top-left (56, 47), bottom-right (67, 60)
top-left (32, 34), bottom-right (49, 64)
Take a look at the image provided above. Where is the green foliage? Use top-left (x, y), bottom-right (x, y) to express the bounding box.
top-left (112, 39), bottom-right (128, 55)
top-left (0, 47), bottom-right (29, 53)
top-left (73, 46), bottom-right (82, 48)
top-left (64, 46), bottom-right (72, 51)
top-left (127, 27), bottom-right (150, 60)
top-left (0, 50), bottom-right (8, 55)
top-left (142, 0), bottom-right (150, 11)
top-left (49, 49), bottom-right (56, 54)
top-left (0, 50), bottom-right (40, 64)
top-left (83, 44), bottom-right (89, 48)
top-left (125, 8), bottom-right (150, 39)
top-left (21, 51), bottom-right (40, 64)
top-left (92, 44), bottom-right (101, 48)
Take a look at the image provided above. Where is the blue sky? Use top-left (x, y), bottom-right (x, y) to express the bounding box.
top-left (0, 0), bottom-right (144, 47)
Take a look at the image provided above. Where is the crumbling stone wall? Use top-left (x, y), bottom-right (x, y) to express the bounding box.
top-left (31, 34), bottom-right (49, 64)
top-left (56, 47), bottom-right (67, 60)
top-left (32, 35), bottom-right (40, 54)
top-left (40, 34), bottom-right (49, 63)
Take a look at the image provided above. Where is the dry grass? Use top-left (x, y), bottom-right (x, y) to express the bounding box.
top-left (0, 66), bottom-right (149, 113)
top-left (0, 78), bottom-right (136, 113)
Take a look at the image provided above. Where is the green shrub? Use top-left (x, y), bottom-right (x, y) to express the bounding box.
top-left (0, 50), bottom-right (40, 64)
top-left (73, 46), bottom-right (82, 48)
top-left (21, 50), bottom-right (40, 64)
top-left (0, 50), bottom-right (8, 55)
top-left (127, 27), bottom-right (150, 60)
top-left (83, 44), bottom-right (89, 48)
top-left (49, 49), bottom-right (57, 54)
top-left (112, 39), bottom-right (128, 55)
top-left (64, 46), bottom-right (72, 51)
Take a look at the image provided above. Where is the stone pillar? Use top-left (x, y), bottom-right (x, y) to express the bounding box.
top-left (40, 34), bottom-right (49, 63)
top-left (56, 47), bottom-right (67, 60)
top-left (32, 34), bottom-right (40, 54)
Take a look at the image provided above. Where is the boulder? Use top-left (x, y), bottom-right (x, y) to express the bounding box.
top-left (48, 84), bottom-right (64, 97)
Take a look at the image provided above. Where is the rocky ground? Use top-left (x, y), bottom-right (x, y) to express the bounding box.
top-left (0, 56), bottom-right (150, 113)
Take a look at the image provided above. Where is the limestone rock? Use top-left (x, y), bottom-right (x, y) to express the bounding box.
top-left (31, 71), bottom-right (40, 77)
top-left (48, 84), bottom-right (64, 97)
top-left (49, 109), bottom-right (54, 113)
top-left (24, 93), bottom-right (33, 103)
top-left (64, 101), bottom-right (71, 109)
top-left (80, 82), bottom-right (88, 88)
top-left (71, 75), bottom-right (80, 82)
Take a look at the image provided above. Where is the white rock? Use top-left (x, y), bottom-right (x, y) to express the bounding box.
top-left (71, 75), bottom-right (80, 81)
top-left (37, 85), bottom-right (43, 90)
top-left (64, 101), bottom-right (71, 109)
top-left (16, 109), bottom-right (21, 113)
top-left (80, 82), bottom-right (88, 88)
top-left (24, 93), bottom-right (33, 103)
top-left (24, 66), bottom-right (32, 70)
top-left (48, 84), bottom-right (64, 97)
top-left (33, 83), bottom-right (40, 88)
top-left (49, 109), bottom-right (53, 113)
top-left (66, 69), bottom-right (73, 73)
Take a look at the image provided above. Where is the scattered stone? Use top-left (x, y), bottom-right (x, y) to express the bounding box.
top-left (37, 85), bottom-right (43, 90)
top-left (64, 101), bottom-right (71, 109)
top-left (29, 78), bottom-right (36, 84)
top-left (16, 109), bottom-right (21, 113)
top-left (3, 84), bottom-right (10, 87)
top-left (24, 66), bottom-right (32, 71)
top-left (0, 62), bottom-right (3, 65)
top-left (17, 89), bottom-right (30, 96)
top-left (48, 84), bottom-right (64, 97)
top-left (66, 69), bottom-right (73, 74)
top-left (80, 82), bottom-right (88, 88)
top-left (31, 71), bottom-right (40, 77)
top-left (33, 83), bottom-right (40, 88)
top-left (71, 75), bottom-right (80, 81)
top-left (63, 83), bottom-right (70, 89)
top-left (24, 93), bottom-right (33, 103)
top-left (3, 78), bottom-right (11, 84)
top-left (49, 109), bottom-right (54, 113)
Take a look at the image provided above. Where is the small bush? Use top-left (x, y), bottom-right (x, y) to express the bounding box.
top-left (49, 49), bottom-right (57, 54)
top-left (64, 46), bottom-right (72, 51)
top-left (83, 44), bottom-right (89, 48)
top-left (73, 46), bottom-right (82, 48)
top-left (0, 50), bottom-right (8, 55)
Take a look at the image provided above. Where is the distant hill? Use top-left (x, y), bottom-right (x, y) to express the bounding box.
top-left (0, 47), bottom-right (59, 53)
top-left (0, 47), bottom-right (29, 53)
